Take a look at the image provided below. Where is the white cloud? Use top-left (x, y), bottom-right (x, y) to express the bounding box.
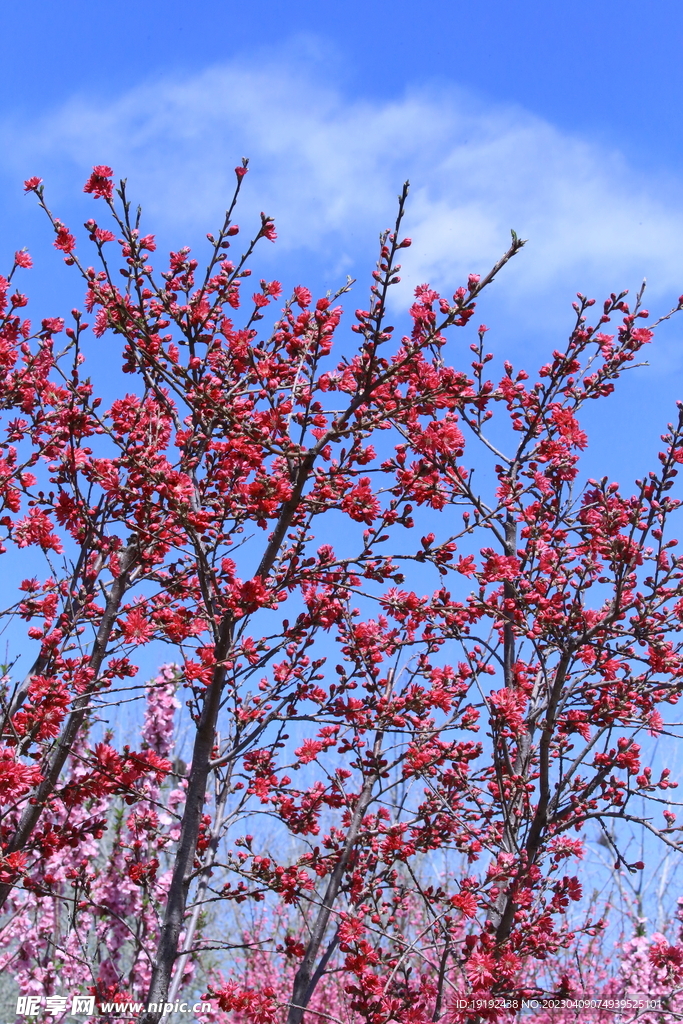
top-left (4, 50), bottom-right (683, 339)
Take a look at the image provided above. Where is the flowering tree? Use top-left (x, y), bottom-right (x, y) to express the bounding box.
top-left (1, 164), bottom-right (683, 1023)
top-left (0, 668), bottom-right (190, 1013)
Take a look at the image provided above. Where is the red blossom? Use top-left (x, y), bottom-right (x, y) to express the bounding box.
top-left (53, 222), bottom-right (76, 253)
top-left (259, 214), bottom-right (277, 241)
top-left (14, 250), bottom-right (32, 269)
top-left (489, 687), bottom-right (527, 732)
top-left (341, 478), bottom-right (381, 524)
top-left (464, 950), bottom-right (496, 988)
top-left (294, 739), bottom-right (324, 764)
top-left (83, 165), bottom-right (114, 200)
top-left (121, 607), bottom-right (155, 645)
top-left (13, 509), bottom-right (63, 553)
top-left (0, 748), bottom-right (42, 803)
top-left (293, 285), bottom-right (312, 308)
top-left (451, 890), bottom-right (479, 917)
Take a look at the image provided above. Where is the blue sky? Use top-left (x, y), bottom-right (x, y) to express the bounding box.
top-left (2, 0), bottom-right (683, 482)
